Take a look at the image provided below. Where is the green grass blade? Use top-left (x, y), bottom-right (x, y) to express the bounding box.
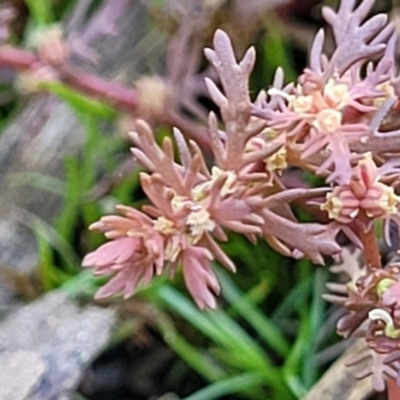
top-left (153, 284), bottom-right (292, 398)
top-left (206, 308), bottom-right (273, 369)
top-left (24, 0), bottom-right (53, 25)
top-left (272, 276), bottom-right (313, 322)
top-left (155, 311), bottom-right (227, 382)
top-left (28, 212), bottom-right (81, 273)
top-left (40, 81), bottom-right (117, 118)
top-left (154, 285), bottom-right (233, 348)
top-left (182, 372), bottom-right (266, 400)
top-left (217, 268), bottom-right (290, 357)
top-left (9, 172), bottom-right (66, 196)
top-left (36, 233), bottom-right (57, 290)
top-left (156, 284), bottom-right (271, 372)
top-left (61, 270), bottom-right (103, 298)
top-left (282, 309), bottom-right (310, 398)
top-left (55, 156), bottom-right (82, 243)
top-left (301, 269), bottom-right (327, 388)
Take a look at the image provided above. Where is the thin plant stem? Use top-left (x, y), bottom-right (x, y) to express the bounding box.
top-left (0, 46), bottom-right (212, 150)
top-left (358, 213), bottom-right (382, 269)
top-left (387, 378), bottom-right (400, 400)
top-left (0, 46), bottom-right (139, 111)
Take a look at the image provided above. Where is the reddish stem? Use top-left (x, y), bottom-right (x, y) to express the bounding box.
top-left (0, 44), bottom-right (212, 152)
top-left (357, 214), bottom-right (381, 269)
top-left (0, 46), bottom-right (38, 69)
top-left (60, 66), bottom-right (138, 112)
top-left (0, 45), bottom-right (138, 112)
top-left (388, 378), bottom-right (400, 400)
top-left (358, 227), bottom-right (381, 269)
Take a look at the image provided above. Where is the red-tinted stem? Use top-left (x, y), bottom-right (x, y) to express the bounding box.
top-left (0, 46), bottom-right (138, 112)
top-left (0, 46), bottom-right (38, 69)
top-left (60, 66), bottom-right (138, 112)
top-left (358, 216), bottom-right (381, 269)
top-left (0, 45), bottom-right (212, 151)
top-left (388, 378), bottom-right (400, 400)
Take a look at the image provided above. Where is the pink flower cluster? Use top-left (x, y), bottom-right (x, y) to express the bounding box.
top-left (83, 0), bottom-right (400, 391)
top-left (83, 29), bottom-right (347, 309)
top-left (321, 154), bottom-right (399, 224)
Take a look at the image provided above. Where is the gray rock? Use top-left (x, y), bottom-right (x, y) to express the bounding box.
top-left (0, 0), bottom-right (149, 308)
top-left (0, 351), bottom-right (47, 400)
top-left (0, 291), bottom-right (116, 400)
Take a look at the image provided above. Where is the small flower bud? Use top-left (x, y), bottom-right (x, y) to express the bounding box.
top-left (374, 81), bottom-right (395, 107)
top-left (288, 94), bottom-right (313, 113)
top-left (135, 76), bottom-right (170, 119)
top-left (320, 189), bottom-right (359, 223)
top-left (153, 216), bottom-right (178, 235)
top-left (186, 208), bottom-right (215, 241)
top-left (32, 26), bottom-right (69, 66)
top-left (324, 79), bottom-right (349, 108)
top-left (322, 156), bottom-right (400, 223)
top-left (265, 147), bottom-right (287, 172)
top-left (313, 108), bottom-right (342, 133)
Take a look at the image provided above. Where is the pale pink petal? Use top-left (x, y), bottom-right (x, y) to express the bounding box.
top-left (95, 270), bottom-right (129, 299)
top-left (82, 237), bottom-right (139, 268)
top-left (182, 246), bottom-right (220, 310)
